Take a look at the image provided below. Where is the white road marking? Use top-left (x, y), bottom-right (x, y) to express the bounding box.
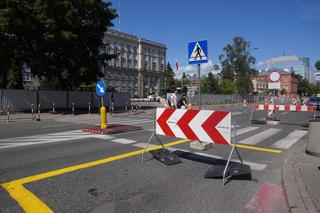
top-left (272, 130), bottom-right (307, 149)
top-left (0, 130), bottom-right (114, 149)
top-left (110, 138), bottom-right (136, 144)
top-left (238, 128), bottom-right (282, 145)
top-left (232, 111), bottom-right (242, 115)
top-left (281, 112), bottom-right (288, 115)
top-left (234, 126), bottom-right (260, 136)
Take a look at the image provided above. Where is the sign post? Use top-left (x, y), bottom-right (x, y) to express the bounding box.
top-left (96, 81), bottom-right (107, 129)
top-left (188, 40), bottom-right (208, 110)
top-left (267, 71), bottom-right (281, 122)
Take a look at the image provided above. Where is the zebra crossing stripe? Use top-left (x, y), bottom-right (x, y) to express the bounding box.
top-left (271, 130), bottom-right (307, 149)
top-left (110, 138), bottom-right (136, 144)
top-left (236, 127), bottom-right (260, 136)
top-left (238, 128), bottom-right (282, 145)
top-left (0, 130), bottom-right (114, 149)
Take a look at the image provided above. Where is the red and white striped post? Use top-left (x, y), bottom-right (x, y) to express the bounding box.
top-left (6, 104), bottom-right (10, 122)
top-left (52, 102), bottom-right (55, 114)
top-left (37, 104), bottom-right (41, 121)
top-left (31, 104), bottom-right (34, 120)
top-left (72, 102), bottom-right (75, 116)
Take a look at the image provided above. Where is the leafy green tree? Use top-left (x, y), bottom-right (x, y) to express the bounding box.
top-left (0, 0), bottom-right (117, 89)
top-left (6, 68), bottom-right (23, 89)
top-left (280, 88), bottom-right (287, 95)
top-left (219, 37), bottom-right (255, 97)
top-left (163, 62), bottom-right (176, 93)
top-left (207, 72), bottom-right (219, 93)
top-left (181, 72), bottom-right (189, 94)
top-left (315, 60), bottom-right (320, 71)
top-left (219, 79), bottom-right (236, 94)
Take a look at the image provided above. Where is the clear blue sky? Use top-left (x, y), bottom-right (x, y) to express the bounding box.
top-left (109, 0), bottom-right (320, 75)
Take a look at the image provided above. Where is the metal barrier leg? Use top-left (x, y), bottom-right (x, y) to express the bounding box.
top-left (142, 117), bottom-right (157, 162)
top-left (223, 123), bottom-right (244, 185)
top-left (142, 117), bottom-right (171, 163)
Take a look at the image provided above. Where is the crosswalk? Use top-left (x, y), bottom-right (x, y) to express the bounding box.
top-left (0, 125), bottom-right (308, 172)
top-left (0, 125), bottom-right (308, 151)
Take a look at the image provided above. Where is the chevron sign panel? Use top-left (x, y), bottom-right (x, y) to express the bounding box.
top-left (156, 108), bottom-right (231, 145)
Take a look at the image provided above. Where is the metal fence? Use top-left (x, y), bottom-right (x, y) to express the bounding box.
top-left (0, 89), bottom-right (131, 112)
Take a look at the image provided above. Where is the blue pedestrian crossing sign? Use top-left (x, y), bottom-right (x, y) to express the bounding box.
top-left (188, 40), bottom-right (208, 64)
top-left (96, 81), bottom-right (106, 96)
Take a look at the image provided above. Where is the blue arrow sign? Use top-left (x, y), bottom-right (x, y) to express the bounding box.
top-left (188, 40), bottom-right (208, 64)
top-left (96, 81), bottom-right (106, 96)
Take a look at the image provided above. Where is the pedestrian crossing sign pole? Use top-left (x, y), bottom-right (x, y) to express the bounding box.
top-left (188, 40), bottom-right (208, 109)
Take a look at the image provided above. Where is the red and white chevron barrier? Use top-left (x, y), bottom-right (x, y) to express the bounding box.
top-left (156, 108), bottom-right (231, 145)
top-left (254, 104), bottom-right (315, 112)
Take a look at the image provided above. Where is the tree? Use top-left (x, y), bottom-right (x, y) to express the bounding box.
top-left (219, 79), bottom-right (236, 94)
top-left (0, 0), bottom-right (117, 89)
top-left (219, 37), bottom-right (255, 97)
top-left (181, 72), bottom-right (189, 94)
top-left (315, 60), bottom-right (320, 71)
top-left (207, 72), bottom-right (219, 93)
top-left (280, 88), bottom-right (287, 95)
top-left (163, 62), bottom-right (176, 93)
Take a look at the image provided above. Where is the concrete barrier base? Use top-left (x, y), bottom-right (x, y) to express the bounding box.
top-left (190, 141), bottom-right (213, 151)
top-left (306, 119), bottom-right (320, 157)
top-left (266, 120), bottom-right (280, 125)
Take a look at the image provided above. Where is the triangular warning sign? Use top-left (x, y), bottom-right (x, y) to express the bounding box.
top-left (189, 42), bottom-right (207, 62)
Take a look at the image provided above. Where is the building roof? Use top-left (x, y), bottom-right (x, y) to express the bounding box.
top-left (257, 68), bottom-right (294, 76)
top-left (106, 29), bottom-right (166, 48)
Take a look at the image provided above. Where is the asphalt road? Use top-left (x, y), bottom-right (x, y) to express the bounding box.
top-left (0, 106), bottom-right (315, 213)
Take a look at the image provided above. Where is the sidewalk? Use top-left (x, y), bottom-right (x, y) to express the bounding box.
top-left (282, 144), bottom-right (320, 213)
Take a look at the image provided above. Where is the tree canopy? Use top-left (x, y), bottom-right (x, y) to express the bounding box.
top-left (219, 37), bottom-right (255, 96)
top-left (0, 0), bottom-right (117, 89)
top-left (163, 62), bottom-right (176, 93)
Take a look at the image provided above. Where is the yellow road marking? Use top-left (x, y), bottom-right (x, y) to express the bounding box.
top-left (233, 144), bottom-right (282, 153)
top-left (1, 139), bottom-right (189, 213)
top-left (2, 181), bottom-right (54, 213)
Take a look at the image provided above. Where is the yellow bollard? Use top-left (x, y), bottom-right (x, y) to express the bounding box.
top-left (100, 105), bottom-right (107, 129)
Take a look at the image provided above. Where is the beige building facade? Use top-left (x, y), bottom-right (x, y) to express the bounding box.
top-left (102, 30), bottom-right (166, 97)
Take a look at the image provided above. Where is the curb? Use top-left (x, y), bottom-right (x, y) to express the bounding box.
top-left (282, 155), bottom-right (318, 213)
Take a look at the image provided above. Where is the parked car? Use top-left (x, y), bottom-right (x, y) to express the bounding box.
top-left (307, 97), bottom-right (320, 110)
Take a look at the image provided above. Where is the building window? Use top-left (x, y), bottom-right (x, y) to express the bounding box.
top-left (144, 61), bottom-right (148, 70)
top-left (152, 62), bottom-right (156, 71)
top-left (134, 60), bottom-right (138, 69)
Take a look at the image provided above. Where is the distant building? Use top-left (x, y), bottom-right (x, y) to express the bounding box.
top-left (266, 55), bottom-right (313, 83)
top-left (252, 69), bottom-right (298, 96)
top-left (315, 72), bottom-right (320, 86)
top-left (102, 29), bottom-right (167, 97)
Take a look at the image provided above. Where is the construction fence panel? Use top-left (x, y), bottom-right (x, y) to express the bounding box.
top-left (0, 89), bottom-right (36, 111)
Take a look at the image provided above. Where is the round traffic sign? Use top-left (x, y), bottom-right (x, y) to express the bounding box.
top-left (269, 71), bottom-right (280, 82)
top-left (96, 81), bottom-right (106, 97)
